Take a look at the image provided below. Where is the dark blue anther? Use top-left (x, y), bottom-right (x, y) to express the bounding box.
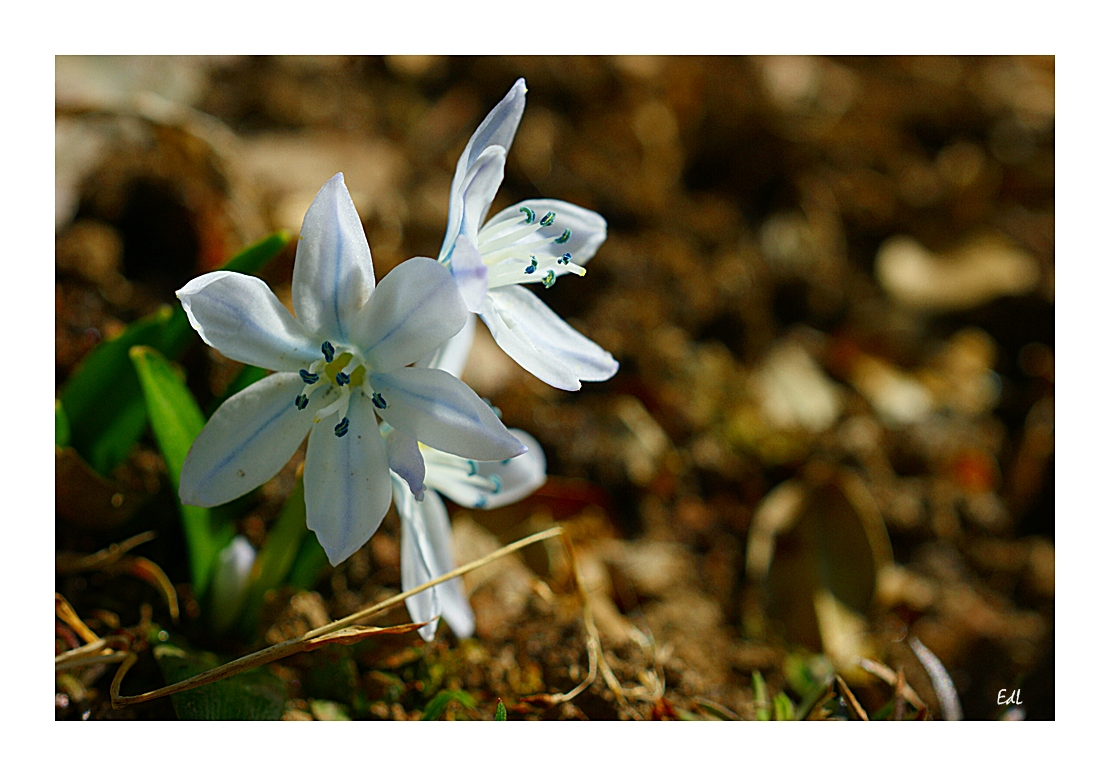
top-left (299, 369), bottom-right (319, 384)
top-left (490, 475), bottom-right (503, 494)
top-left (519, 206), bottom-right (536, 224)
top-left (524, 256), bottom-right (538, 275)
top-left (467, 460), bottom-right (478, 476)
top-left (335, 371), bottom-right (350, 386)
top-left (294, 394), bottom-right (309, 410)
top-left (334, 417), bottom-right (350, 437)
top-left (559, 252), bottom-right (572, 265)
top-left (554, 229), bottom-right (571, 244)
top-left (321, 341), bottom-right (335, 363)
top-left (542, 270), bottom-right (556, 289)
top-left (540, 211), bottom-right (556, 227)
top-left (475, 496), bottom-right (488, 509)
top-left (371, 392), bottom-right (387, 410)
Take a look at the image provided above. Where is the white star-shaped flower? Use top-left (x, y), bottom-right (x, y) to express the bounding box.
top-left (437, 78), bottom-right (619, 391)
top-left (176, 173), bottom-right (525, 566)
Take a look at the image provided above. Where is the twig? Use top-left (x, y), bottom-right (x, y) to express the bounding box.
top-left (835, 675), bottom-right (869, 721)
top-left (112, 527), bottom-right (569, 709)
top-left (857, 657), bottom-right (928, 711)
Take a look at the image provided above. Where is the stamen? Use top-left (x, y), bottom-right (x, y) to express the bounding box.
top-left (371, 392), bottom-right (388, 410)
top-left (490, 475), bottom-right (503, 494)
top-left (540, 211), bottom-right (556, 227)
top-left (475, 495), bottom-right (488, 509)
top-left (335, 371), bottom-right (351, 386)
top-left (558, 253), bottom-right (572, 265)
top-left (467, 460), bottom-right (478, 476)
top-left (554, 229), bottom-right (571, 244)
top-left (321, 341), bottom-right (335, 363)
top-left (334, 417), bottom-right (350, 438)
top-left (294, 394), bottom-right (309, 410)
top-left (299, 369), bottom-right (319, 384)
top-left (524, 256), bottom-right (538, 275)
top-left (542, 270), bottom-right (556, 288)
top-left (519, 206), bottom-right (536, 224)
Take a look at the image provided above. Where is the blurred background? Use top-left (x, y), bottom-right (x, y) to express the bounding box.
top-left (55, 56), bottom-right (1054, 720)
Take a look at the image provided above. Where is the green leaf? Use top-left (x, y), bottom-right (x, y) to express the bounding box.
top-left (772, 692), bottom-right (796, 721)
top-left (130, 346), bottom-right (232, 596)
top-left (55, 400), bottom-right (70, 448)
top-left (495, 699), bottom-right (507, 721)
top-left (238, 481), bottom-right (309, 634)
top-left (61, 307), bottom-right (174, 474)
top-left (421, 689), bottom-right (477, 721)
top-left (752, 670), bottom-right (770, 721)
top-left (287, 530), bottom-right (330, 591)
top-left (58, 232), bottom-right (290, 475)
top-left (154, 643), bottom-right (286, 721)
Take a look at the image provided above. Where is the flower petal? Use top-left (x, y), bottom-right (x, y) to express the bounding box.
top-left (352, 257), bottom-right (468, 372)
top-left (371, 367), bottom-right (526, 461)
top-left (426, 430), bottom-right (547, 510)
top-left (449, 235), bottom-right (489, 313)
top-left (292, 173), bottom-right (376, 343)
top-left (397, 482), bottom-right (474, 640)
top-left (438, 79), bottom-right (527, 263)
top-left (440, 145), bottom-right (507, 263)
top-left (480, 286), bottom-right (619, 390)
top-left (177, 271), bottom-right (319, 371)
top-left (384, 426), bottom-right (426, 500)
top-left (416, 313), bottom-right (476, 379)
top-left (480, 198), bottom-right (608, 273)
top-left (180, 372), bottom-right (314, 507)
top-left (304, 390), bottom-right (391, 565)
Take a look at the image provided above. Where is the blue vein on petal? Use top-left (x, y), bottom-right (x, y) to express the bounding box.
top-left (196, 381), bottom-right (307, 492)
top-left (485, 289), bottom-right (616, 371)
top-left (331, 200), bottom-right (347, 340)
top-left (195, 289), bottom-right (316, 367)
top-left (375, 374), bottom-right (488, 430)
top-left (361, 272), bottom-right (452, 358)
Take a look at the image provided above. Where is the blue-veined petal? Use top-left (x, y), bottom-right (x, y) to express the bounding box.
top-left (176, 271), bottom-right (319, 372)
top-left (352, 257), bottom-right (468, 372)
top-left (292, 173), bottom-right (376, 342)
top-left (480, 198), bottom-right (608, 275)
top-left (448, 235), bottom-right (488, 313)
top-left (180, 372), bottom-right (314, 507)
top-left (441, 145), bottom-right (507, 264)
top-left (416, 313), bottom-right (476, 379)
top-left (395, 477), bottom-right (442, 641)
top-left (371, 367), bottom-right (526, 461)
top-left (396, 481), bottom-right (475, 640)
top-left (480, 286), bottom-right (619, 390)
top-left (384, 426), bottom-right (426, 500)
top-left (304, 390), bottom-right (391, 565)
top-left (438, 79), bottom-right (527, 263)
top-left (426, 430), bottom-right (546, 510)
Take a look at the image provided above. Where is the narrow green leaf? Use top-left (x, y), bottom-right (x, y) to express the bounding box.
top-left (752, 670), bottom-right (770, 721)
top-left (495, 699), bottom-right (507, 721)
top-left (239, 481), bottom-right (309, 634)
top-left (130, 346), bottom-right (232, 596)
top-left (421, 689), bottom-right (477, 721)
top-left (772, 692), bottom-right (795, 721)
top-left (155, 643), bottom-right (286, 721)
top-left (55, 400), bottom-right (70, 448)
top-left (287, 530), bottom-right (330, 591)
top-left (61, 307), bottom-right (174, 474)
top-left (58, 232), bottom-right (291, 475)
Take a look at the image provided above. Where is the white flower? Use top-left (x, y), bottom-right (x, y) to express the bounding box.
top-left (395, 323), bottom-right (547, 641)
top-left (209, 536), bottom-right (256, 634)
top-left (176, 173), bottom-right (525, 566)
top-left (392, 430), bottom-right (547, 641)
top-left (437, 78), bottom-right (619, 391)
